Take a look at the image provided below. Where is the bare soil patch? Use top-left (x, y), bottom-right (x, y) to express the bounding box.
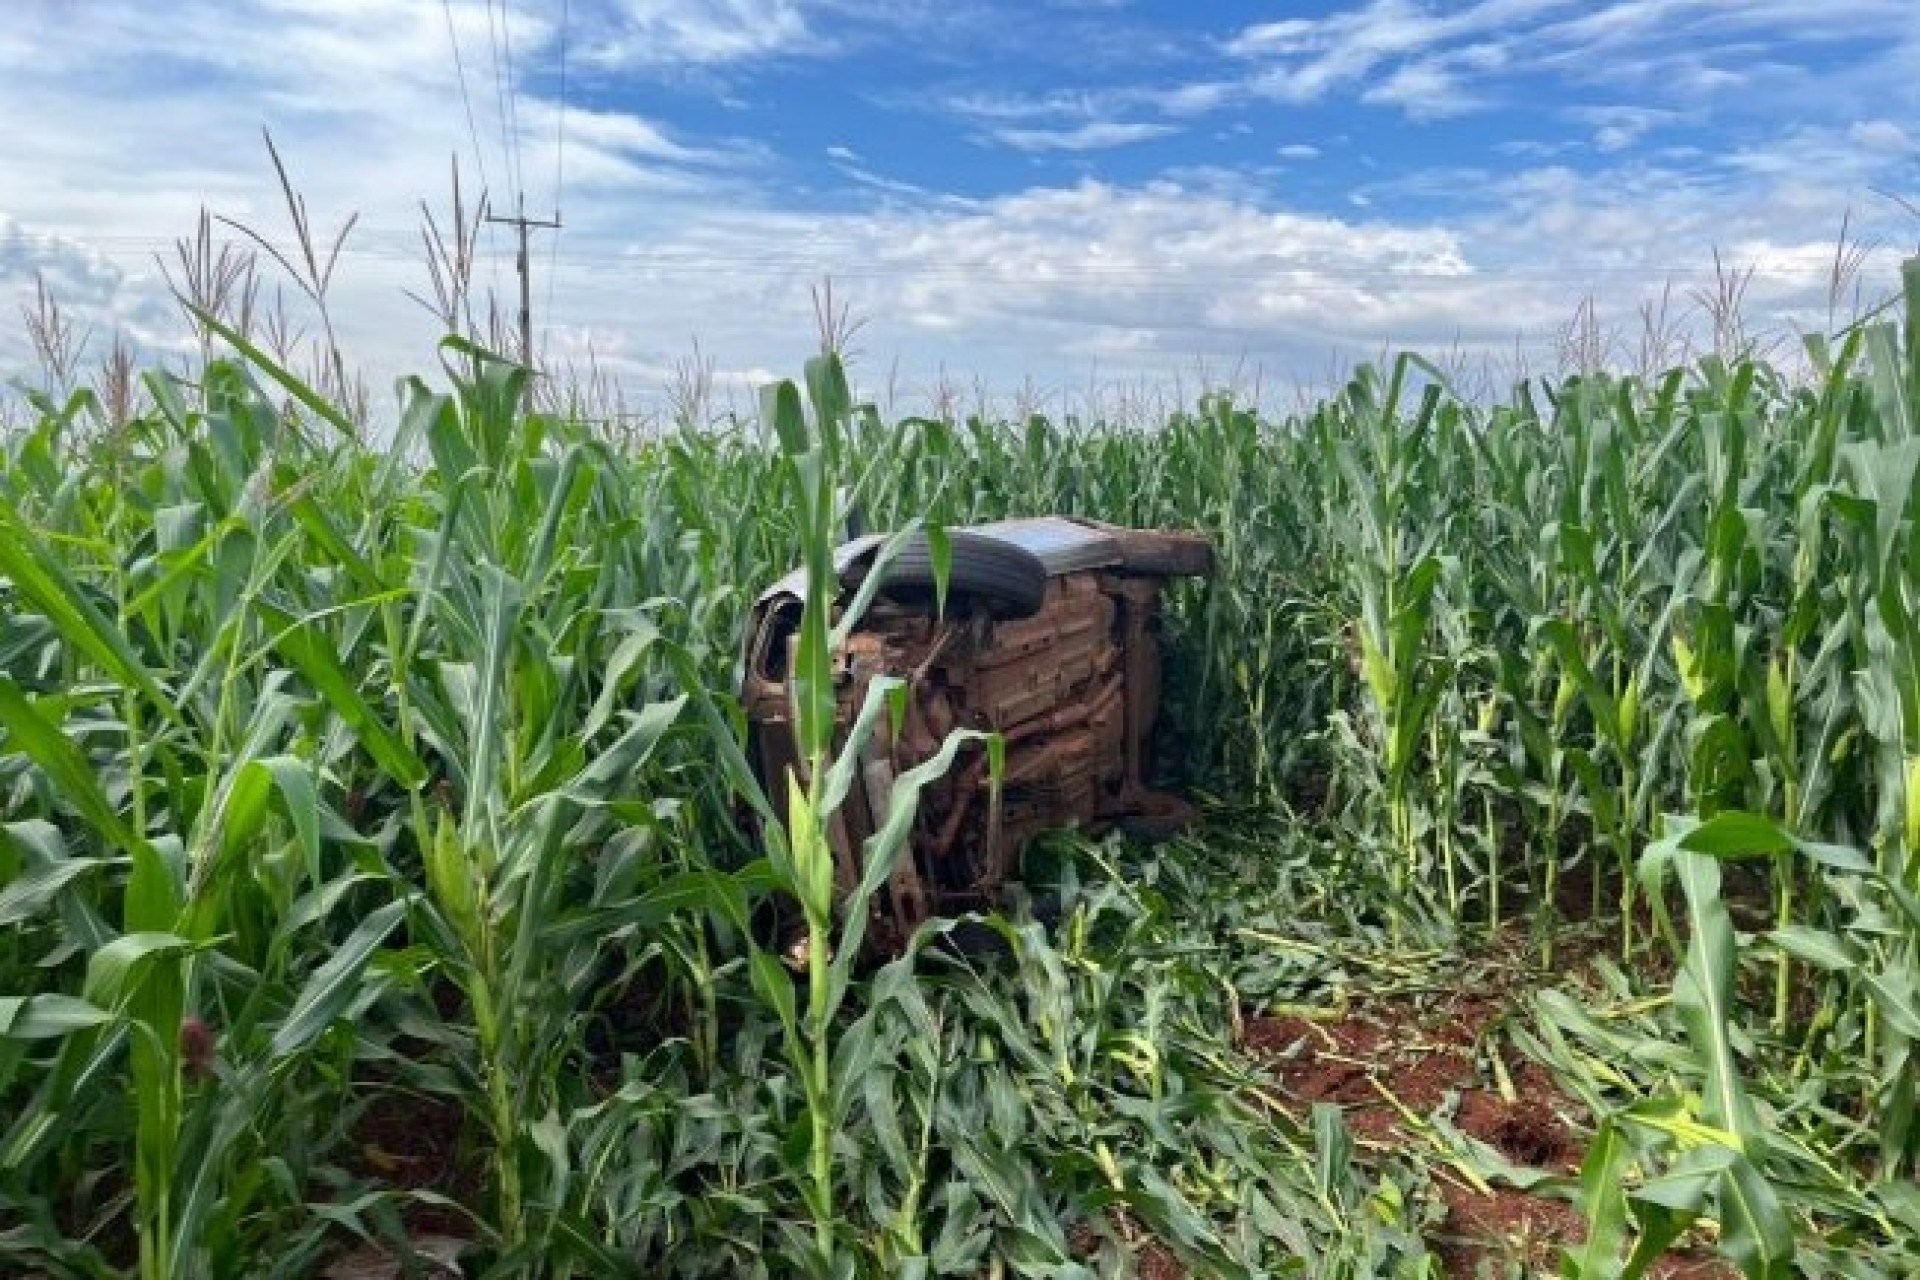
top-left (1243, 967), bottom-right (1731, 1278)
top-left (1069, 1215), bottom-right (1187, 1280)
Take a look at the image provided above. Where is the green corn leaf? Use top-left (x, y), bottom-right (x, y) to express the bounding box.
top-left (582, 619), bottom-right (662, 742)
top-left (1788, 835), bottom-right (1874, 875)
top-left (784, 770), bottom-right (833, 924)
top-left (1566, 1116), bottom-right (1633, 1277)
top-left (1670, 851), bottom-right (1764, 1152)
top-left (832, 728), bottom-right (992, 989)
top-left (253, 601), bottom-right (427, 790)
top-left (1862, 967), bottom-right (1920, 1039)
top-left (459, 562), bottom-right (524, 836)
top-left (1310, 1103), bottom-right (1351, 1202)
top-left (190, 305), bottom-right (359, 440)
top-left (0, 502), bottom-right (173, 716)
top-left (629, 868), bottom-right (752, 934)
top-left (748, 946), bottom-right (802, 1067)
top-left (764, 378), bottom-right (810, 458)
top-left (831, 525), bottom-right (926, 647)
top-left (1678, 812), bottom-right (1794, 859)
top-left (0, 678), bottom-right (178, 930)
top-left (423, 810), bottom-right (479, 951)
top-left (1715, 1152), bottom-right (1795, 1279)
top-left (1622, 1148), bottom-right (1717, 1277)
top-left (819, 676), bottom-right (903, 820)
top-left (286, 493), bottom-right (385, 595)
top-left (664, 643), bottom-right (775, 824)
top-left (862, 1065), bottom-right (915, 1180)
top-left (566, 696), bottom-right (686, 801)
top-left (0, 995), bottom-right (114, 1041)
top-left (271, 897), bottom-right (409, 1057)
top-left (219, 756), bottom-right (322, 886)
top-left (0, 857), bottom-right (111, 929)
top-left (83, 932), bottom-right (192, 1009)
top-left (1765, 926), bottom-right (1857, 973)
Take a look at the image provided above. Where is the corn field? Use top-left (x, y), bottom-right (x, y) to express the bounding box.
top-left (2, 263), bottom-right (1919, 1279)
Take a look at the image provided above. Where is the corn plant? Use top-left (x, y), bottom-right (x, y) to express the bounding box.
top-left (8, 230), bottom-right (1920, 1279)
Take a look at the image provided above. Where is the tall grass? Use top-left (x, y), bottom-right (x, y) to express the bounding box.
top-left (2, 253), bottom-right (1919, 1277)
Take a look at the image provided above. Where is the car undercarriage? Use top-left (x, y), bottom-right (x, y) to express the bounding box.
top-left (741, 517), bottom-right (1213, 953)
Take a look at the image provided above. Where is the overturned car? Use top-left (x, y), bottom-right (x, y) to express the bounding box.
top-left (741, 517), bottom-right (1213, 953)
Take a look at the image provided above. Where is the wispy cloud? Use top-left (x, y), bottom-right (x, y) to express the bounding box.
top-left (823, 145), bottom-right (950, 201)
top-left (1849, 119), bottom-right (1914, 155)
top-left (584, 0), bottom-right (815, 68)
top-left (1231, 0), bottom-right (1573, 107)
top-left (1568, 105), bottom-right (1682, 153)
top-left (1218, 0), bottom-right (1917, 122)
top-left (938, 89), bottom-right (1107, 123)
top-left (991, 121), bottom-right (1177, 152)
top-left (938, 86), bottom-right (1183, 153)
top-left (1361, 59), bottom-right (1480, 119)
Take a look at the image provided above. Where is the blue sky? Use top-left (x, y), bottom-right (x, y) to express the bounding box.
top-left (2, 0), bottom-right (1918, 417)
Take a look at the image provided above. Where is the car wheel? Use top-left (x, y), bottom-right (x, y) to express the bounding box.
top-left (862, 530), bottom-right (1049, 618)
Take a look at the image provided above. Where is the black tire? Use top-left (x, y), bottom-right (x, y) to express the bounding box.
top-left (860, 531), bottom-right (1049, 618)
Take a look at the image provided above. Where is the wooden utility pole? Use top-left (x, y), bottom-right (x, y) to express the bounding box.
top-left (485, 195), bottom-right (560, 409)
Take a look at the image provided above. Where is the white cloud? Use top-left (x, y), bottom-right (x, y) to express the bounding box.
top-left (1849, 119), bottom-right (1913, 154)
top-left (991, 121), bottom-right (1177, 152)
top-left (586, 0), bottom-right (814, 67)
top-left (1362, 59), bottom-right (1480, 118)
top-left (1219, 0), bottom-right (1919, 121)
top-left (1570, 105), bottom-right (1680, 153)
top-left (940, 83), bottom-right (1218, 144)
top-left (528, 102), bottom-right (723, 168)
top-left (1225, 19), bottom-right (1322, 59)
top-left (4, 0), bottom-right (1919, 418)
top-left (1278, 144), bottom-right (1322, 160)
top-left (824, 148), bottom-right (948, 201)
top-left (1232, 0), bottom-right (1577, 108)
top-left (0, 216), bottom-right (183, 383)
top-left (1154, 81), bottom-right (1237, 117)
top-left (556, 138), bottom-right (1913, 402)
top-left (938, 89), bottom-right (1097, 123)
top-left (0, 0), bottom-right (777, 392)
top-left (1532, 0), bottom-right (1912, 56)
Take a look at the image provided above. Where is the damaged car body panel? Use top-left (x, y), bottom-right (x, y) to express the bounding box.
top-left (741, 517), bottom-right (1213, 954)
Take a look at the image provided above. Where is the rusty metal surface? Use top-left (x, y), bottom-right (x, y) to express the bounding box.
top-left (742, 517), bottom-right (1213, 953)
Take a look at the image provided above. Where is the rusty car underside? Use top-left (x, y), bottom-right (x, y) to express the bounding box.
top-left (741, 517), bottom-right (1213, 953)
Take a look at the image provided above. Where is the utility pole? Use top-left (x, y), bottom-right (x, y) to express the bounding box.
top-left (485, 194), bottom-right (560, 410)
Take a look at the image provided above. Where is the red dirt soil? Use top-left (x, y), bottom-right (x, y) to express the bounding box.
top-left (1245, 982), bottom-right (1733, 1279)
top-left (1069, 1216), bottom-right (1185, 1280)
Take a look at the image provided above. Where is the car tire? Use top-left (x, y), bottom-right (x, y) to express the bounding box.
top-left (862, 530), bottom-right (1049, 618)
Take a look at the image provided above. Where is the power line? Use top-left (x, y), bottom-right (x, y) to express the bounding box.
top-left (543, 0), bottom-right (570, 358)
top-left (441, 0), bottom-right (502, 294)
top-left (440, 0), bottom-right (493, 200)
top-left (476, 1), bottom-right (557, 403)
top-left (499, 0), bottom-right (526, 202)
top-left (484, 0), bottom-right (524, 203)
